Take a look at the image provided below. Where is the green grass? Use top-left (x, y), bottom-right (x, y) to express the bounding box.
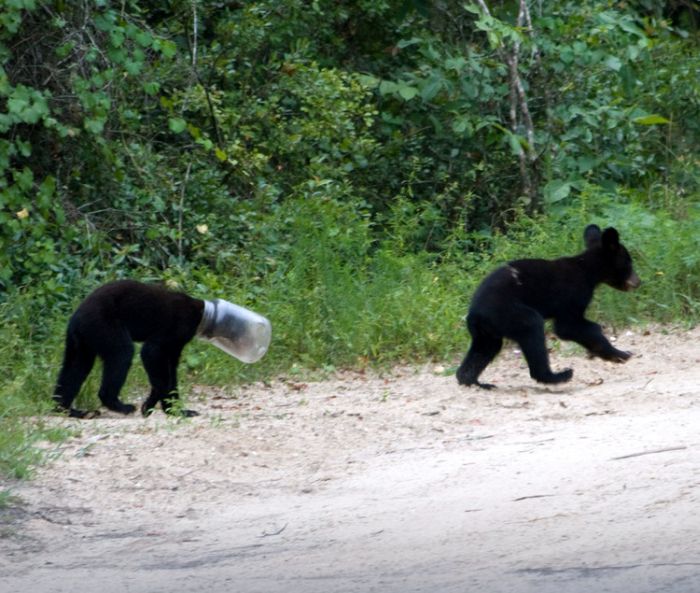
top-left (0, 415), bottom-right (70, 480)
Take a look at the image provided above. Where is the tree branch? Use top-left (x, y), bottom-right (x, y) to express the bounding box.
top-left (182, 1), bottom-right (224, 148)
top-left (473, 0), bottom-right (538, 208)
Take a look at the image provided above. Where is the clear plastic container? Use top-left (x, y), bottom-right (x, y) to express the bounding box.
top-left (196, 299), bottom-right (271, 363)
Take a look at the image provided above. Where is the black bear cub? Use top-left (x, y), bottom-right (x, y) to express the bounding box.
top-left (456, 224), bottom-right (640, 389)
top-left (54, 280), bottom-right (204, 418)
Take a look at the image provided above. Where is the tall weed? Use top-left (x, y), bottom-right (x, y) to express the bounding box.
top-left (0, 294), bottom-right (72, 479)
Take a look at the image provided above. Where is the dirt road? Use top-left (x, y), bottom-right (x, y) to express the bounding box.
top-left (2, 327), bottom-right (699, 593)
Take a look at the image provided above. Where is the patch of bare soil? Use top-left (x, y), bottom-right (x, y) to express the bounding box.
top-left (1, 327), bottom-right (700, 593)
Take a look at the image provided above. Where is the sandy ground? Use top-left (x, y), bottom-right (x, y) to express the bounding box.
top-left (1, 326), bottom-right (700, 593)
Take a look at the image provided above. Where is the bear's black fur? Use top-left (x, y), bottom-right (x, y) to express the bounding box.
top-left (53, 280), bottom-right (204, 418)
top-left (456, 225), bottom-right (641, 389)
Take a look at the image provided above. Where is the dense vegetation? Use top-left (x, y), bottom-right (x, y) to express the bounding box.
top-left (1, 0), bottom-right (700, 477)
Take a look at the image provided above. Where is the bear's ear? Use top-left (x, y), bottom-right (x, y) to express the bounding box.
top-left (583, 224), bottom-right (602, 249)
top-left (601, 227), bottom-right (620, 250)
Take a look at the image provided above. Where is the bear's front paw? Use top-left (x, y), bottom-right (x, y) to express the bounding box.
top-left (456, 371), bottom-right (496, 390)
top-left (612, 350), bottom-right (632, 362)
top-left (57, 406), bottom-right (101, 419)
top-left (167, 408), bottom-right (199, 417)
top-left (107, 402), bottom-right (136, 415)
top-left (553, 368), bottom-right (574, 383)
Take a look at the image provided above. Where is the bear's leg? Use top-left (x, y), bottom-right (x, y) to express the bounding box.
top-left (509, 308), bottom-right (573, 385)
top-left (456, 320), bottom-right (503, 389)
top-left (95, 332), bottom-right (137, 414)
top-left (53, 333), bottom-right (97, 418)
top-left (140, 342), bottom-right (172, 415)
top-left (554, 318), bottom-right (631, 362)
top-left (140, 342), bottom-right (198, 417)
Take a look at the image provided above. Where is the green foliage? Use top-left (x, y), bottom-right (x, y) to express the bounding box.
top-left (0, 0), bottom-right (169, 288)
top-left (251, 197), bottom-right (466, 369)
top-left (0, 289), bottom-right (74, 479)
top-left (3, 0), bottom-right (699, 286)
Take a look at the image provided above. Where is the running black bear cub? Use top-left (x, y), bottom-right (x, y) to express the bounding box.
top-left (53, 280), bottom-right (204, 418)
top-left (456, 224), bottom-right (641, 389)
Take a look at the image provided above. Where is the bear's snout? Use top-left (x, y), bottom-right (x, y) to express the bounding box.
top-left (626, 272), bottom-right (641, 290)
